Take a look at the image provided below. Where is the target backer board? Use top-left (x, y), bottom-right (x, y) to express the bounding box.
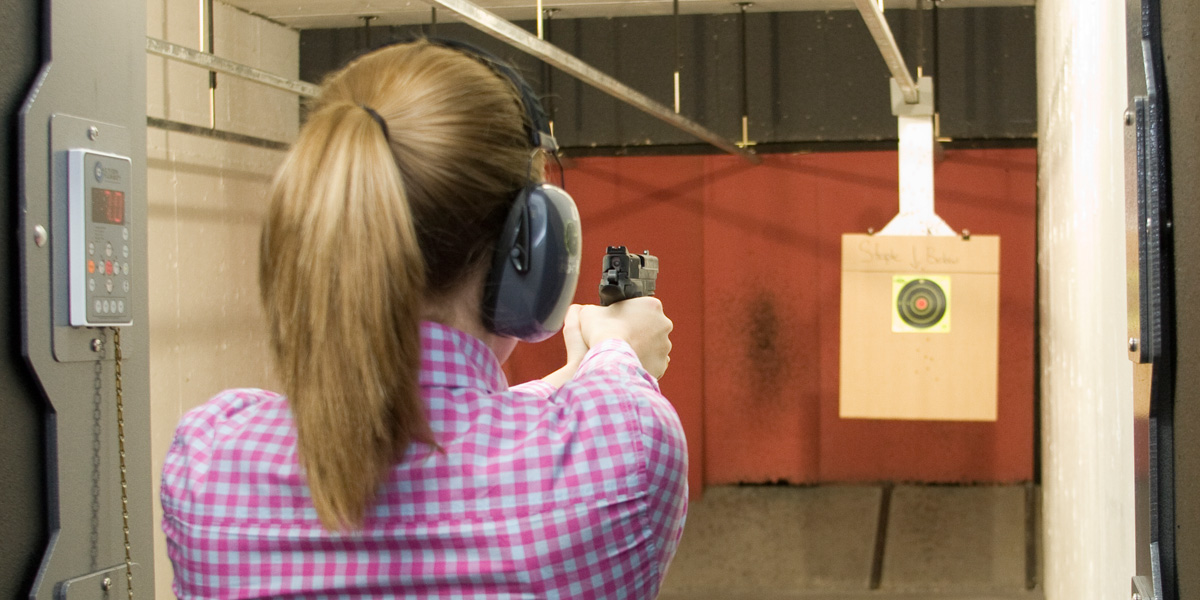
top-left (839, 234), bottom-right (1000, 421)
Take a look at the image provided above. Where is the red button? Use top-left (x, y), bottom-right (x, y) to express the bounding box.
top-left (105, 261), bottom-right (113, 276)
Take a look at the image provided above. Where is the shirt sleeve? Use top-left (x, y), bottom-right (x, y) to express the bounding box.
top-left (161, 397), bottom-right (222, 518)
top-left (160, 388), bottom-right (277, 595)
top-left (160, 392), bottom-right (227, 598)
top-left (570, 340), bottom-right (689, 585)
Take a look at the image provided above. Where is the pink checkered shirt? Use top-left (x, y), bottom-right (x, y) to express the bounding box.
top-left (161, 321), bottom-right (688, 599)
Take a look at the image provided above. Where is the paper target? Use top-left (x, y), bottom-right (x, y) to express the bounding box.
top-left (892, 275), bottom-right (951, 333)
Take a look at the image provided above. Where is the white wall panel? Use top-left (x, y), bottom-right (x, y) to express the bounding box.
top-left (1036, 1), bottom-right (1136, 598)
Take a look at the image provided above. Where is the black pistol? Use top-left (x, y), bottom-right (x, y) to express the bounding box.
top-left (598, 246), bottom-right (659, 307)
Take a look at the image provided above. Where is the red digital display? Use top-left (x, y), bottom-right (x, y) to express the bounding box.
top-left (91, 188), bottom-right (125, 225)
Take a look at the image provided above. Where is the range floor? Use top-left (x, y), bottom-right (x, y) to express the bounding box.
top-left (658, 484), bottom-right (1042, 600)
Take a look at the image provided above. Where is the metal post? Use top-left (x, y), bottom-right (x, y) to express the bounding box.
top-left (201, 0), bottom-right (216, 128)
top-left (536, 0), bottom-right (544, 39)
top-left (931, 1), bottom-right (941, 131)
top-left (673, 0), bottom-right (681, 114)
top-left (736, 3), bottom-right (753, 147)
top-left (361, 16), bottom-right (378, 50)
top-left (543, 8), bottom-right (558, 137)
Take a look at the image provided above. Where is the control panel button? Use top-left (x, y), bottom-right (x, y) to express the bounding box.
top-left (88, 242), bottom-right (95, 256)
top-left (88, 278), bottom-right (95, 292)
top-left (122, 227), bottom-right (128, 241)
top-left (94, 300), bottom-right (101, 314)
top-left (87, 260), bottom-right (95, 274)
top-left (105, 242), bottom-right (112, 257)
top-left (102, 300), bottom-right (110, 313)
top-left (117, 300), bottom-right (125, 313)
top-left (105, 279), bottom-right (114, 293)
top-left (123, 245), bottom-right (128, 258)
top-left (122, 263), bottom-right (129, 275)
top-left (105, 261), bottom-right (113, 276)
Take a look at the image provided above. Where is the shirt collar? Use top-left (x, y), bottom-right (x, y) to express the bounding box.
top-left (419, 321), bottom-right (509, 393)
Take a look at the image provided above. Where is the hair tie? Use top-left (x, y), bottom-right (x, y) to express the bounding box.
top-left (360, 105), bottom-right (390, 142)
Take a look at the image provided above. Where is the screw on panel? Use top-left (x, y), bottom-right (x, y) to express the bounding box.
top-left (101, 577), bottom-right (112, 590)
top-left (1124, 110), bottom-right (1134, 126)
top-left (1132, 594), bottom-right (1142, 600)
top-left (1129, 337), bottom-right (1139, 352)
top-left (34, 225), bottom-right (48, 247)
top-left (88, 126), bottom-right (100, 140)
top-left (92, 339), bottom-right (104, 353)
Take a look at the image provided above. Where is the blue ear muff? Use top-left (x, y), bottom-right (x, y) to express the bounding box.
top-left (419, 37), bottom-right (577, 340)
top-left (482, 183), bottom-right (582, 342)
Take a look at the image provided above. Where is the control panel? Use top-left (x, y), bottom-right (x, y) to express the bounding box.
top-left (68, 149), bottom-right (133, 326)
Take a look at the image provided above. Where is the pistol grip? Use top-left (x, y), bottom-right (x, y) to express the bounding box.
top-left (599, 284), bottom-right (624, 307)
top-left (599, 281), bottom-right (645, 306)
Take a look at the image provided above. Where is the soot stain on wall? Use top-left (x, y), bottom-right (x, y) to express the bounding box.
top-left (743, 291), bottom-right (791, 403)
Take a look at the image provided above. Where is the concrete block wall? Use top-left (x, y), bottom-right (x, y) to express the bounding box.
top-left (145, 1), bottom-right (298, 597)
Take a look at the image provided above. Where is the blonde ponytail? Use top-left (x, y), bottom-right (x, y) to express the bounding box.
top-left (261, 103), bottom-right (428, 529)
top-left (260, 41), bottom-right (536, 530)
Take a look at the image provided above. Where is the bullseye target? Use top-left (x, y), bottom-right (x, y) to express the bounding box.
top-left (892, 275), bottom-right (951, 333)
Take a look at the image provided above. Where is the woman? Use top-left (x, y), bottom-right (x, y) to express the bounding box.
top-left (161, 40), bottom-right (687, 598)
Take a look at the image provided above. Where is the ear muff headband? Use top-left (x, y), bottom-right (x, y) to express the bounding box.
top-left (418, 37), bottom-right (580, 342)
top-left (423, 37), bottom-right (559, 154)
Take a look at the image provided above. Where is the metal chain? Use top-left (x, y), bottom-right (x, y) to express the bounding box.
top-left (91, 336), bottom-right (105, 571)
top-left (113, 327), bottom-right (133, 600)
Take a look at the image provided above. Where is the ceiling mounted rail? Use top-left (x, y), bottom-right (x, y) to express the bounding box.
top-left (851, 0), bottom-right (919, 103)
top-left (423, 0), bottom-right (761, 164)
top-left (146, 37), bottom-right (321, 98)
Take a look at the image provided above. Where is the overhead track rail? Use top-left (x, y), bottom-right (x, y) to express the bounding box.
top-left (145, 36), bottom-right (314, 149)
top-left (423, 0), bottom-right (762, 164)
top-left (852, 0), bottom-right (920, 103)
top-left (146, 37), bottom-right (320, 98)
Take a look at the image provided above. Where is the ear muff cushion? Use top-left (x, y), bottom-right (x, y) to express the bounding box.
top-left (483, 184), bottom-right (582, 342)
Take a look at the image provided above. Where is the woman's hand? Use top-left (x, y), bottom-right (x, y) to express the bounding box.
top-left (579, 297), bottom-right (673, 379)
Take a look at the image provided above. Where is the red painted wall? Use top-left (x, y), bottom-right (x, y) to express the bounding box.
top-left (505, 148), bottom-right (1036, 492)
